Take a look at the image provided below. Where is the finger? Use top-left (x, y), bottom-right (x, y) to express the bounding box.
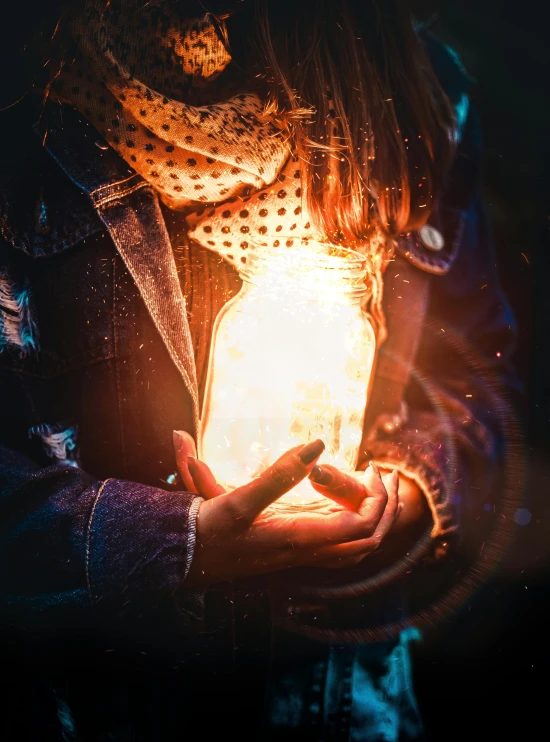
top-left (308, 464), bottom-right (365, 510)
top-left (301, 470), bottom-right (399, 557)
top-left (332, 469), bottom-right (400, 558)
top-left (356, 462), bottom-right (389, 525)
top-left (187, 457), bottom-right (226, 499)
top-left (173, 430), bottom-right (198, 493)
top-left (364, 462), bottom-right (388, 497)
top-left (367, 469), bottom-right (400, 544)
top-left (226, 439), bottom-right (325, 523)
top-left (173, 429), bottom-right (197, 458)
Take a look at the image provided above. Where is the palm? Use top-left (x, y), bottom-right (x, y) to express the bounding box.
top-left (173, 432), bottom-right (399, 585)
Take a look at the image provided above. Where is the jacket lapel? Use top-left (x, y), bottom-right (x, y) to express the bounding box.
top-left (37, 105), bottom-right (200, 437)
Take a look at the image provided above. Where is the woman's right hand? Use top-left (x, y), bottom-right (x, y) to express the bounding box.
top-left (174, 434), bottom-right (399, 589)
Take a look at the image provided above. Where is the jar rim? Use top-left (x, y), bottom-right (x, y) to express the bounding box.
top-left (239, 242), bottom-right (369, 300)
top-left (240, 242), bottom-right (367, 276)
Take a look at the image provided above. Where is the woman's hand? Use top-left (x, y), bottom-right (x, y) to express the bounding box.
top-left (309, 462), bottom-right (429, 533)
top-left (173, 432), bottom-right (399, 587)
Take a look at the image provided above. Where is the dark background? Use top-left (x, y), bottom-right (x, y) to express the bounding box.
top-left (410, 0), bottom-right (550, 738)
top-left (1, 0), bottom-right (549, 739)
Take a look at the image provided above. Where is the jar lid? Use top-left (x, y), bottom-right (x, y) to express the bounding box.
top-left (240, 242), bottom-right (369, 299)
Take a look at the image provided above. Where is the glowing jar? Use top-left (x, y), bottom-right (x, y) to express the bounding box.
top-left (199, 244), bottom-right (376, 505)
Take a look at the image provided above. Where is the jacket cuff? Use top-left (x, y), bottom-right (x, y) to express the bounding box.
top-left (365, 435), bottom-right (459, 561)
top-left (85, 478), bottom-right (202, 614)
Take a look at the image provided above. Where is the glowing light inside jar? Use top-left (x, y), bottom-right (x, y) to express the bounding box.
top-left (199, 243), bottom-right (376, 506)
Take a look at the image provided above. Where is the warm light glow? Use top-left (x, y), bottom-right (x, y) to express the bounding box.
top-left (199, 243), bottom-right (376, 506)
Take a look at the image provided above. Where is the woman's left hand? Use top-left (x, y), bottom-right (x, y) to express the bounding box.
top-left (173, 431), bottom-right (402, 569)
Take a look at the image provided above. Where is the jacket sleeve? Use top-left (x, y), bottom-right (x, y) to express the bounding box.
top-left (361, 112), bottom-right (522, 564)
top-left (0, 443), bottom-right (201, 631)
top-left (364, 202), bottom-right (520, 562)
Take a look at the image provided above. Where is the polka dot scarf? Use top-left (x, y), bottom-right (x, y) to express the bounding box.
top-left (54, 0), bottom-right (290, 210)
top-left (54, 0), bottom-right (393, 344)
top-left (185, 154), bottom-right (313, 264)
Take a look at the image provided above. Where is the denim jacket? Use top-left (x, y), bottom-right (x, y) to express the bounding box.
top-left (0, 33), bottom-right (520, 742)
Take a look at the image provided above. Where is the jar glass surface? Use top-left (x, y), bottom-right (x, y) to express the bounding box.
top-left (199, 245), bottom-right (376, 505)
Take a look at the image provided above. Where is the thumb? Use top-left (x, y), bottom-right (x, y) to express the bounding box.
top-left (225, 439), bottom-right (325, 524)
top-left (173, 430), bottom-right (198, 493)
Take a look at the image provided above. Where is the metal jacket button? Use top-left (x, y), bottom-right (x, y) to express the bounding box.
top-left (419, 224), bottom-right (445, 251)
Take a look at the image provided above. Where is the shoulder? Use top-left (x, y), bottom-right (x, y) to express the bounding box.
top-left (416, 24), bottom-right (476, 145)
top-left (0, 117), bottom-right (101, 259)
top-left (394, 29), bottom-right (481, 276)
top-left (416, 24), bottom-right (475, 103)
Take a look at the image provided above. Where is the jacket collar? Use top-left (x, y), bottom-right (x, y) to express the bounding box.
top-left (36, 105), bottom-right (147, 206)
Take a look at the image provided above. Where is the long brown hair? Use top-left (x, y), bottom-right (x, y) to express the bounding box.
top-left (9, 0), bottom-right (455, 246)
top-left (226, 0), bottom-right (456, 245)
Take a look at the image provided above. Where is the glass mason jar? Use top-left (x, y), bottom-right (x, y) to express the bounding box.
top-left (199, 243), bottom-right (376, 505)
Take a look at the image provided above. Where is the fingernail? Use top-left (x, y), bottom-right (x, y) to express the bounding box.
top-left (364, 465), bottom-right (375, 486)
top-left (173, 430), bottom-right (184, 452)
top-left (392, 469), bottom-right (399, 486)
top-left (369, 460), bottom-right (380, 476)
top-left (309, 465), bottom-right (332, 485)
top-left (299, 439), bottom-right (325, 465)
